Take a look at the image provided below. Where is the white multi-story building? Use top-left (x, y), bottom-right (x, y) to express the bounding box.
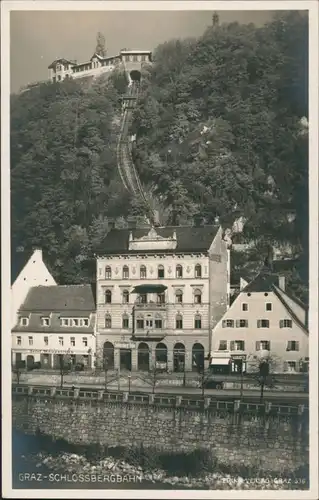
top-left (11, 284), bottom-right (96, 369)
top-left (210, 268), bottom-right (309, 374)
top-left (48, 49), bottom-right (152, 84)
top-left (95, 224), bottom-right (230, 372)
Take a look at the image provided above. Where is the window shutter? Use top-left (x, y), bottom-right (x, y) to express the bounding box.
top-left (296, 341), bottom-right (300, 351)
top-left (257, 320), bottom-right (261, 328)
top-left (230, 341), bottom-right (235, 351)
top-left (268, 341), bottom-right (271, 351)
top-left (279, 320), bottom-right (283, 328)
top-left (283, 361), bottom-right (288, 372)
top-left (235, 320), bottom-right (240, 328)
top-left (242, 341), bottom-right (245, 351)
top-left (256, 341), bottom-right (260, 351)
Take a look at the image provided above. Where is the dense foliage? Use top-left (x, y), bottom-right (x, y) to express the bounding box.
top-left (11, 12), bottom-right (308, 293)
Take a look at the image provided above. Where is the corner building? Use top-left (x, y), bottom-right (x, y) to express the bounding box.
top-left (96, 225), bottom-right (229, 372)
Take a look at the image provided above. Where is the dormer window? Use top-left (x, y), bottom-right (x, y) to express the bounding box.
top-left (41, 317), bottom-right (50, 327)
top-left (19, 317), bottom-right (29, 327)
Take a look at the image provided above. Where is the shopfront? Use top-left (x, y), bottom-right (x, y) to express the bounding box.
top-left (209, 352), bottom-right (231, 374)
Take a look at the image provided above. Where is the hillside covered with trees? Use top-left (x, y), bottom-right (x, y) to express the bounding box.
top-left (11, 12), bottom-right (308, 297)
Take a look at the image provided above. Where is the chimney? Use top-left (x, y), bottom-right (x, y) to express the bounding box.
top-left (278, 275), bottom-right (286, 291)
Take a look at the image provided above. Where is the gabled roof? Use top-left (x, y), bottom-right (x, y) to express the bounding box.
top-left (11, 249), bottom-right (33, 285)
top-left (48, 58), bottom-right (75, 69)
top-left (241, 267), bottom-right (278, 293)
top-left (272, 285), bottom-right (308, 334)
top-left (18, 284), bottom-right (96, 312)
top-left (95, 225), bottom-right (220, 255)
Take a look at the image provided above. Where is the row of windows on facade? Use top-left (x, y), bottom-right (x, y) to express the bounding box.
top-left (217, 340), bottom-right (300, 352)
top-left (18, 317), bottom-right (90, 327)
top-left (16, 336), bottom-right (89, 347)
top-left (104, 264), bottom-right (203, 280)
top-left (103, 313), bottom-right (203, 330)
top-left (55, 54), bottom-right (147, 74)
top-left (104, 289), bottom-right (203, 304)
top-left (222, 319), bottom-right (293, 328)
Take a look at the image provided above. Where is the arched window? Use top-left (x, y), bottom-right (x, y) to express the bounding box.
top-left (105, 314), bottom-right (112, 329)
top-left (122, 266), bottom-right (129, 279)
top-left (194, 288), bottom-right (202, 304)
top-left (192, 343), bottom-right (205, 372)
top-left (195, 264), bottom-right (202, 278)
top-left (103, 341), bottom-right (114, 369)
top-left (173, 342), bottom-right (185, 373)
top-left (138, 342), bottom-right (149, 371)
top-left (122, 314), bottom-right (129, 329)
top-left (122, 290), bottom-right (129, 304)
top-left (105, 290), bottom-right (112, 304)
top-left (176, 314), bottom-right (183, 329)
top-left (175, 289), bottom-right (183, 304)
top-left (155, 342), bottom-right (167, 370)
top-left (105, 266), bottom-right (112, 279)
top-left (140, 265), bottom-right (147, 279)
top-left (158, 265), bottom-right (165, 279)
top-left (194, 314), bottom-right (202, 329)
top-left (176, 264), bottom-right (183, 278)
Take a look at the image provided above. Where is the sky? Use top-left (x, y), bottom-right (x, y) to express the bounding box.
top-left (10, 9), bottom-right (275, 93)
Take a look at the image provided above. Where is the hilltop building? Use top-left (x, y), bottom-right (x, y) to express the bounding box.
top-left (210, 267), bottom-right (309, 374)
top-left (11, 284), bottom-right (96, 369)
top-left (48, 49), bottom-right (152, 84)
top-left (95, 224), bottom-right (230, 372)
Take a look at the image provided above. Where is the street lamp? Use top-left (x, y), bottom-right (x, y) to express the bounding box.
top-left (128, 374), bottom-right (131, 394)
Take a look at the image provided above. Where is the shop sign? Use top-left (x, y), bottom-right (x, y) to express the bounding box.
top-left (114, 342), bottom-right (136, 349)
top-left (231, 354), bottom-right (246, 360)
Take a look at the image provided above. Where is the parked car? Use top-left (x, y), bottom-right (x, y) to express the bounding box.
top-left (201, 378), bottom-right (224, 390)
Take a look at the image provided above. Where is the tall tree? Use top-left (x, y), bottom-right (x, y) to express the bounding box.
top-left (95, 32), bottom-right (107, 57)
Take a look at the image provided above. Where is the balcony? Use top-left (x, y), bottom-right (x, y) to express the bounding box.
top-left (134, 302), bottom-right (167, 311)
top-left (132, 328), bottom-right (166, 341)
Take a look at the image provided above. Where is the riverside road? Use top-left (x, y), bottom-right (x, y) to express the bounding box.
top-left (15, 381), bottom-right (308, 405)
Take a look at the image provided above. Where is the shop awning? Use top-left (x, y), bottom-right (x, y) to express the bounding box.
top-left (210, 358), bottom-right (230, 366)
top-left (131, 284), bottom-right (167, 294)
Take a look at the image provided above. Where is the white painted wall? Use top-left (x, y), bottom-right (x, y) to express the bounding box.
top-left (11, 249), bottom-right (56, 327)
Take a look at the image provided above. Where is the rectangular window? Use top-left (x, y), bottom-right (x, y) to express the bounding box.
top-left (218, 340), bottom-right (227, 351)
top-left (146, 319), bottom-right (153, 328)
top-left (256, 340), bottom-right (271, 351)
top-left (242, 303), bottom-right (248, 311)
top-left (194, 318), bottom-right (202, 329)
top-left (70, 337), bottom-right (75, 347)
top-left (82, 337), bottom-right (88, 347)
top-left (60, 318), bottom-right (70, 327)
top-left (158, 267), bottom-right (165, 278)
top-left (157, 293), bottom-right (165, 304)
top-left (222, 319), bottom-right (234, 328)
top-left (257, 319), bottom-right (270, 328)
top-left (139, 294), bottom-right (147, 304)
top-left (136, 319), bottom-right (144, 329)
top-left (20, 317), bottom-right (29, 326)
top-left (141, 54), bottom-right (146, 62)
top-left (16, 336), bottom-right (22, 346)
top-left (82, 318), bottom-right (89, 327)
top-left (58, 337), bottom-right (64, 346)
top-left (266, 303), bottom-right (272, 311)
top-left (230, 340), bottom-right (245, 351)
top-left (287, 341), bottom-right (299, 351)
top-left (28, 336), bottom-right (33, 346)
top-left (280, 319), bottom-right (293, 328)
top-left (176, 318), bottom-right (183, 329)
top-left (133, 55), bottom-right (138, 62)
top-left (155, 319), bottom-right (163, 329)
top-left (122, 317), bottom-right (129, 329)
top-left (236, 319), bottom-right (248, 328)
top-left (72, 319), bottom-right (79, 327)
top-left (41, 317), bottom-right (50, 326)
top-left (44, 336), bottom-right (49, 346)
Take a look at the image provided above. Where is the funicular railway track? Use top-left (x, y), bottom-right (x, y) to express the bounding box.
top-left (116, 81), bottom-right (154, 222)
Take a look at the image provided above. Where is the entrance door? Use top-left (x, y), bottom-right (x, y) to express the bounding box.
top-left (26, 355), bottom-right (34, 368)
top-left (120, 349), bottom-right (132, 371)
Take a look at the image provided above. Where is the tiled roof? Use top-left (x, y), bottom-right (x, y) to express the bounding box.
top-left (12, 312), bottom-right (95, 334)
top-left (18, 285), bottom-right (96, 312)
top-left (241, 267), bottom-right (278, 293)
top-left (272, 286), bottom-right (308, 334)
top-left (96, 225), bottom-right (220, 255)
